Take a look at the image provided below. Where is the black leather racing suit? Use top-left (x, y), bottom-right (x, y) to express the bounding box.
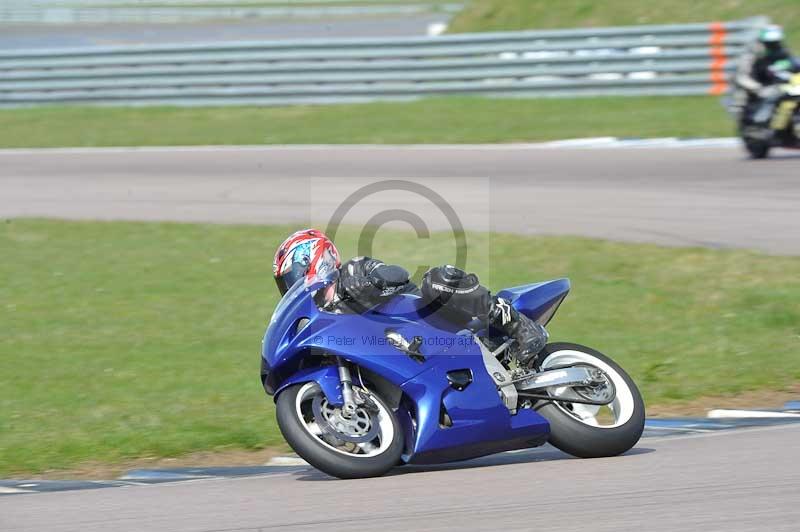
top-left (336, 257), bottom-right (548, 365)
top-left (735, 41), bottom-right (797, 123)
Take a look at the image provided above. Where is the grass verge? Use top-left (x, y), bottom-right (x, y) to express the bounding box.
top-left (2, 219), bottom-right (799, 476)
top-left (449, 0), bottom-right (800, 49)
top-left (0, 96), bottom-right (732, 148)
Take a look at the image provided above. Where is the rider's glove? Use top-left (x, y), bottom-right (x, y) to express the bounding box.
top-left (340, 274), bottom-right (376, 303)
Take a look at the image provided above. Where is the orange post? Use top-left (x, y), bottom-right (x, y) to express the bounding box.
top-left (708, 22), bottom-right (728, 95)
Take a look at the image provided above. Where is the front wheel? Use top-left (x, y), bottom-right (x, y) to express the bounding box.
top-left (534, 343), bottom-right (645, 458)
top-left (275, 381), bottom-right (404, 479)
top-left (739, 120), bottom-right (771, 159)
top-left (744, 138), bottom-right (771, 159)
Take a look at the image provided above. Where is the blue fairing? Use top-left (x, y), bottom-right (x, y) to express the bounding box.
top-left (497, 278), bottom-right (571, 324)
top-left (261, 273), bottom-right (564, 464)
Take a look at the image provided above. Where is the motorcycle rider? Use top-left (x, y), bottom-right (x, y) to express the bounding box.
top-left (735, 24), bottom-right (797, 125)
top-left (272, 229), bottom-right (548, 366)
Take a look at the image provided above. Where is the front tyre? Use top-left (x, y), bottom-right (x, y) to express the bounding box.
top-left (535, 343), bottom-right (645, 458)
top-left (744, 138), bottom-right (771, 159)
top-left (275, 382), bottom-right (404, 479)
top-left (739, 119), bottom-right (771, 159)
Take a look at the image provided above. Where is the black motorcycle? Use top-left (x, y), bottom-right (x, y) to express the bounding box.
top-left (738, 61), bottom-right (800, 159)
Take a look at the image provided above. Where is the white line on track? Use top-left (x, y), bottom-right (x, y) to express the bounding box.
top-left (265, 456), bottom-right (309, 466)
top-left (645, 426), bottom-right (715, 432)
top-left (708, 409), bottom-right (800, 419)
top-left (0, 487), bottom-right (33, 494)
top-left (0, 138), bottom-right (740, 156)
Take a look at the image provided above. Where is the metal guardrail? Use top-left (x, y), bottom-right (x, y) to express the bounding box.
top-left (0, 19), bottom-right (766, 107)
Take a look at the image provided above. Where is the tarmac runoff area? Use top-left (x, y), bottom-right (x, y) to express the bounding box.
top-left (1, 140), bottom-right (799, 255)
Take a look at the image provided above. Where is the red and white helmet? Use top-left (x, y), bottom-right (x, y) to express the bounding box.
top-left (273, 229), bottom-right (341, 295)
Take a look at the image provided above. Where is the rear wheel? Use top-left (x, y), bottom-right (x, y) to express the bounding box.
top-left (276, 382), bottom-right (404, 479)
top-left (534, 343), bottom-right (645, 458)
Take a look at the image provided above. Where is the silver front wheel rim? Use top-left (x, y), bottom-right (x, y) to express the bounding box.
top-left (294, 382), bottom-right (395, 458)
top-left (540, 350), bottom-right (635, 429)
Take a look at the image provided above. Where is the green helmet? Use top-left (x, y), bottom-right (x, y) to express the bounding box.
top-left (759, 25), bottom-right (784, 44)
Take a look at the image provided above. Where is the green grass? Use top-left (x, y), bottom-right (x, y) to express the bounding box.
top-left (449, 0), bottom-right (800, 49)
top-left (0, 96), bottom-right (732, 148)
top-left (2, 219), bottom-right (799, 476)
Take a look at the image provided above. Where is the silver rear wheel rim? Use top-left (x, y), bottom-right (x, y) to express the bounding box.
top-left (294, 382), bottom-right (395, 458)
top-left (540, 349), bottom-right (635, 429)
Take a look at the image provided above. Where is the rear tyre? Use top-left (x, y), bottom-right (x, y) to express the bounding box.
top-left (276, 382), bottom-right (404, 479)
top-left (534, 343), bottom-right (645, 458)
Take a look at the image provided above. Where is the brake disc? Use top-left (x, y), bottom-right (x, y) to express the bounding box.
top-left (312, 394), bottom-right (380, 444)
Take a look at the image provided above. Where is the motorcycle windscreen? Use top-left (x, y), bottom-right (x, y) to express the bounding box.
top-left (496, 278), bottom-right (570, 325)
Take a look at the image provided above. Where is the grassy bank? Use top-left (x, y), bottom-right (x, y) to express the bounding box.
top-left (0, 96), bottom-right (731, 148)
top-left (449, 0), bottom-right (800, 48)
top-left (2, 219), bottom-right (799, 476)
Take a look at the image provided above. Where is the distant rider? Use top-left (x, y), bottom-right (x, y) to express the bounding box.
top-left (735, 25), bottom-right (798, 125)
top-left (272, 229), bottom-right (548, 366)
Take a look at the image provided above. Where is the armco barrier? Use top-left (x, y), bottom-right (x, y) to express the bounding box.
top-left (0, 19), bottom-right (767, 107)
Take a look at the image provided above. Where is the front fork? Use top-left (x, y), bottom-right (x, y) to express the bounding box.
top-left (337, 357), bottom-right (358, 418)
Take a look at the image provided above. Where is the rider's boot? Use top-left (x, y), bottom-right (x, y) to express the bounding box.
top-left (487, 297), bottom-right (549, 367)
top-left (753, 98), bottom-right (777, 126)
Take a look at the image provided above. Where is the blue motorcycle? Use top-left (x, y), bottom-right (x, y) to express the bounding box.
top-left (261, 271), bottom-right (645, 479)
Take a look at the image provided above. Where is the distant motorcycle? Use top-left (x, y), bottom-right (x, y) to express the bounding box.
top-left (260, 270), bottom-right (645, 479)
top-left (738, 61), bottom-right (800, 159)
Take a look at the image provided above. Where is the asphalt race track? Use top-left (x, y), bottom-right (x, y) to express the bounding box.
top-left (2, 424), bottom-right (799, 531)
top-left (1, 143), bottom-right (799, 254)
top-left (0, 15), bottom-right (449, 49)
